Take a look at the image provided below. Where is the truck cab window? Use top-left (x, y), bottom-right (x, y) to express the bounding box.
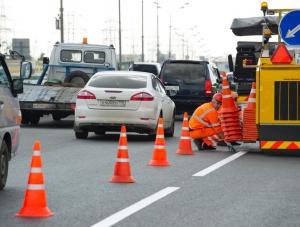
top-left (84, 51), bottom-right (105, 64)
top-left (61, 50), bottom-right (81, 63)
top-left (0, 64), bottom-right (10, 87)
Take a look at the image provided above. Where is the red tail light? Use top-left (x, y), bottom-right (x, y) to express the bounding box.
top-left (130, 92), bottom-right (154, 101)
top-left (77, 90), bottom-right (96, 99)
top-left (245, 59), bottom-right (253, 65)
top-left (159, 78), bottom-right (163, 82)
top-left (204, 80), bottom-right (212, 96)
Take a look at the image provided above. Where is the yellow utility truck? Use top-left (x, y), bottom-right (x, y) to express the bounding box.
top-left (228, 2), bottom-right (300, 153)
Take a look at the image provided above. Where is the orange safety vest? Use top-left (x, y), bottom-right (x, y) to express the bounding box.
top-left (189, 102), bottom-right (222, 133)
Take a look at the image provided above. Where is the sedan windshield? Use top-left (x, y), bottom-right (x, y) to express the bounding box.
top-left (88, 75), bottom-right (147, 89)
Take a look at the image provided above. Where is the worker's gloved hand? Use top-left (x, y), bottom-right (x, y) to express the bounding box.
top-left (225, 141), bottom-right (236, 152)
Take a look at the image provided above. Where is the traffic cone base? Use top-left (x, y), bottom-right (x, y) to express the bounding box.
top-left (221, 117), bottom-right (240, 122)
top-left (224, 130), bottom-right (243, 136)
top-left (148, 159), bottom-right (171, 166)
top-left (222, 123), bottom-right (241, 128)
top-left (109, 175), bottom-right (135, 183)
top-left (225, 135), bottom-right (243, 141)
top-left (176, 112), bottom-right (194, 155)
top-left (220, 112), bottom-right (239, 118)
top-left (15, 206), bottom-right (54, 218)
top-left (223, 126), bottom-right (241, 131)
top-left (219, 106), bottom-right (239, 113)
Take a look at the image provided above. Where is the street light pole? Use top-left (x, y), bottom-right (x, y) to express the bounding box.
top-left (168, 3), bottom-right (188, 59)
top-left (142, 0), bottom-right (144, 62)
top-left (118, 0), bottom-right (122, 69)
top-left (156, 3), bottom-right (159, 62)
top-left (60, 0), bottom-right (64, 43)
top-left (168, 15), bottom-right (171, 59)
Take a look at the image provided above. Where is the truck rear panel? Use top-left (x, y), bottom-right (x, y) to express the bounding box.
top-left (257, 55), bottom-right (300, 150)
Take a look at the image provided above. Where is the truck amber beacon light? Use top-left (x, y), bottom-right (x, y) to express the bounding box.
top-left (260, 2), bottom-right (268, 15)
top-left (82, 38), bottom-right (88, 44)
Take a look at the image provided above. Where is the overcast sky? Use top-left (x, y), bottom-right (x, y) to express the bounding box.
top-left (2, 0), bottom-right (299, 61)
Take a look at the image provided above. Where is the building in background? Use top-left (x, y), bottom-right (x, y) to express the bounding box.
top-left (12, 39), bottom-right (31, 60)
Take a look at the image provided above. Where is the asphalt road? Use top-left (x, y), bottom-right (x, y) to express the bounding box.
top-left (1, 115), bottom-right (300, 227)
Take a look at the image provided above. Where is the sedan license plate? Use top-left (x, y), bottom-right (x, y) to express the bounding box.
top-left (33, 103), bottom-right (56, 109)
top-left (100, 100), bottom-right (126, 107)
top-left (165, 86), bottom-right (179, 91)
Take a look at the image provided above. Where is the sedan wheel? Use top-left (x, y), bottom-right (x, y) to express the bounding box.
top-left (0, 140), bottom-right (8, 190)
top-left (165, 113), bottom-right (175, 137)
top-left (75, 131), bottom-right (88, 139)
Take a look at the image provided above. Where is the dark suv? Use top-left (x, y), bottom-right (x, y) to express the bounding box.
top-left (158, 60), bottom-right (220, 115)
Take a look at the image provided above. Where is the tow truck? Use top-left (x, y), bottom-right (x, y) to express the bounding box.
top-left (228, 2), bottom-right (300, 154)
top-left (18, 38), bottom-right (117, 124)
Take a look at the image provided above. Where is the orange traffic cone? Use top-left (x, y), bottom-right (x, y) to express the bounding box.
top-left (109, 126), bottom-right (135, 183)
top-left (148, 118), bottom-right (171, 166)
top-left (219, 71), bottom-right (242, 141)
top-left (242, 82), bottom-right (258, 141)
top-left (15, 141), bottom-right (54, 218)
top-left (176, 112), bottom-right (194, 155)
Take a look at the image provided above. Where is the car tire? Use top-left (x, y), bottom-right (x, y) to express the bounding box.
top-left (29, 114), bottom-right (40, 125)
top-left (148, 113), bottom-right (162, 141)
top-left (75, 131), bottom-right (88, 139)
top-left (64, 71), bottom-right (90, 84)
top-left (165, 112), bottom-right (175, 137)
top-left (0, 140), bottom-right (9, 190)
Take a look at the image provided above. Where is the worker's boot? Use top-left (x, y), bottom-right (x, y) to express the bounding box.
top-left (193, 139), bottom-right (204, 150)
top-left (202, 142), bottom-right (216, 150)
top-left (217, 140), bottom-right (227, 146)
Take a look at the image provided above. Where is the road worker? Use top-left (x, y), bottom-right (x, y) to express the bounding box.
top-left (189, 93), bottom-right (225, 150)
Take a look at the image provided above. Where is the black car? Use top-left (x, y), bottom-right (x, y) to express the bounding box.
top-left (158, 60), bottom-right (221, 115)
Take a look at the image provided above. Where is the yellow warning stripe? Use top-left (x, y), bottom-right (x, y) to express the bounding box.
top-left (261, 141), bottom-right (300, 149)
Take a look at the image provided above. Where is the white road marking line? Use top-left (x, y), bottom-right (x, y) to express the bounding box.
top-left (193, 151), bottom-right (247, 177)
top-left (91, 187), bottom-right (180, 227)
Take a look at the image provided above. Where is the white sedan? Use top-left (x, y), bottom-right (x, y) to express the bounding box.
top-left (74, 71), bottom-right (176, 140)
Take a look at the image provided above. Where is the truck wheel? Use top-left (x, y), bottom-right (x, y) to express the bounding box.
top-left (29, 114), bottom-right (40, 125)
top-left (52, 114), bottom-right (61, 121)
top-left (0, 140), bottom-right (8, 190)
top-left (21, 111), bottom-right (30, 124)
top-left (64, 71), bottom-right (90, 84)
top-left (75, 131), bottom-right (88, 139)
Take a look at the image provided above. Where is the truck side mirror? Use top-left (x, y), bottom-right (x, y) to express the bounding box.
top-left (20, 61), bottom-right (32, 79)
